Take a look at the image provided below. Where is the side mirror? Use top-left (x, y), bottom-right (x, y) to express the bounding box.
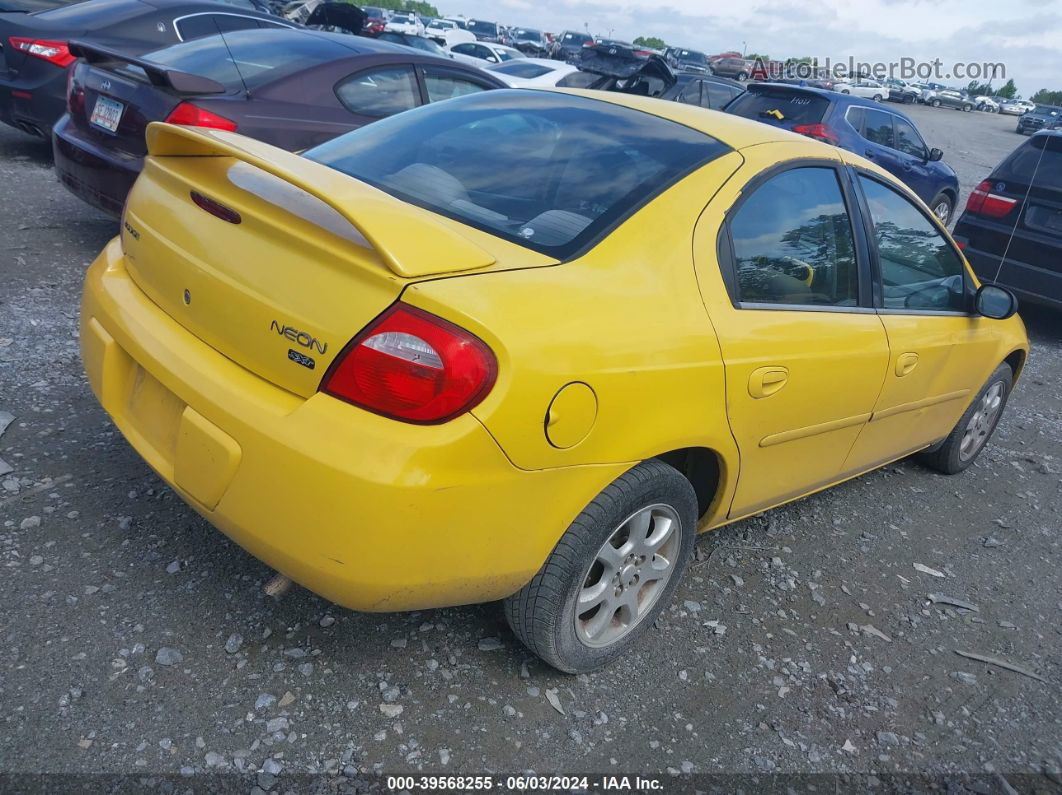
top-left (928, 147), bottom-right (943, 161)
top-left (975, 283), bottom-right (1018, 320)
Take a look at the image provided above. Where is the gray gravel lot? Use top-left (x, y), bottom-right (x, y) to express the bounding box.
top-left (1, 101), bottom-right (1061, 785)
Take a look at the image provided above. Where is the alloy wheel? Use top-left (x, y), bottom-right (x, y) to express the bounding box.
top-left (574, 504), bottom-right (681, 648)
top-left (933, 201), bottom-right (951, 225)
top-left (959, 381), bottom-right (1006, 462)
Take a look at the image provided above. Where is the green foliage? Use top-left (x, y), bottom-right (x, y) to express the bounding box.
top-left (745, 52), bottom-right (769, 61)
top-left (965, 79), bottom-right (995, 96)
top-left (368, 0), bottom-right (441, 16)
top-left (1031, 88), bottom-right (1062, 105)
top-left (633, 36), bottom-right (666, 49)
top-left (996, 79), bottom-right (1018, 99)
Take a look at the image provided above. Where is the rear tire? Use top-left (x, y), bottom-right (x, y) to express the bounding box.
top-left (929, 192), bottom-right (954, 226)
top-left (737, 71), bottom-right (748, 81)
top-left (931, 99), bottom-right (941, 107)
top-left (873, 94), bottom-right (883, 102)
top-left (504, 460), bottom-right (697, 673)
top-left (917, 364), bottom-right (1013, 475)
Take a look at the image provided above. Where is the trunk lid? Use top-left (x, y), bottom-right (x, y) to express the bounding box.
top-left (121, 123), bottom-right (554, 398)
top-left (68, 43), bottom-right (203, 157)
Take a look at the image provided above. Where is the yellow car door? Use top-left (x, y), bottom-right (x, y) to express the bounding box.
top-left (842, 170), bottom-right (1016, 472)
top-left (694, 151), bottom-right (891, 519)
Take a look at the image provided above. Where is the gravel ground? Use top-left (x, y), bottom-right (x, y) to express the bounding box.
top-left (1, 103), bottom-right (1061, 787)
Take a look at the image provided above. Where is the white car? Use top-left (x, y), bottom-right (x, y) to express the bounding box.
top-left (486, 58), bottom-right (598, 88)
top-left (835, 79), bottom-right (886, 101)
top-left (386, 12), bottom-right (425, 36)
top-left (974, 95), bottom-right (999, 112)
top-left (447, 41), bottom-right (525, 66)
top-left (425, 17), bottom-right (457, 42)
top-left (1016, 100), bottom-right (1036, 113)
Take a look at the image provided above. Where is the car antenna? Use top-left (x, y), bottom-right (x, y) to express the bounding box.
top-left (992, 132), bottom-right (1049, 283)
top-left (211, 18), bottom-right (251, 100)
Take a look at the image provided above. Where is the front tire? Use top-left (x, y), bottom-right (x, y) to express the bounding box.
top-left (962, 104), bottom-right (972, 112)
top-left (931, 98), bottom-right (941, 107)
top-left (918, 364), bottom-right (1013, 475)
top-left (873, 93), bottom-right (883, 102)
top-left (736, 71), bottom-right (748, 81)
top-left (504, 460), bottom-right (697, 673)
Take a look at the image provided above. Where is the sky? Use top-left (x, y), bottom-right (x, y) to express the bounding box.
top-left (448, 0), bottom-right (1062, 98)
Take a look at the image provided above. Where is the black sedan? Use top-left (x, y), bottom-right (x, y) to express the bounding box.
top-left (952, 130), bottom-right (1062, 310)
top-left (53, 27), bottom-right (505, 215)
top-left (0, 0), bottom-right (290, 137)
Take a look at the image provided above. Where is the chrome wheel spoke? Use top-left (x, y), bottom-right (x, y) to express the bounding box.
top-left (574, 503), bottom-right (683, 649)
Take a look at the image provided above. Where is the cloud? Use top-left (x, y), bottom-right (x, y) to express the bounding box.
top-left (448, 0), bottom-right (1060, 96)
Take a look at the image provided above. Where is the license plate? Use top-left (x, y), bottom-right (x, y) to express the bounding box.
top-left (89, 95), bottom-right (124, 133)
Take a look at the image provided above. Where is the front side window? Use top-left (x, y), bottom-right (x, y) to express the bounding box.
top-left (335, 66), bottom-right (419, 118)
top-left (862, 109), bottom-right (894, 147)
top-left (858, 176), bottom-right (966, 311)
top-left (728, 167), bottom-right (859, 307)
top-left (893, 117), bottom-right (926, 158)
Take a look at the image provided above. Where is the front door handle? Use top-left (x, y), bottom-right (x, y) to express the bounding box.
top-left (895, 352), bottom-right (919, 377)
top-left (749, 366), bottom-right (789, 399)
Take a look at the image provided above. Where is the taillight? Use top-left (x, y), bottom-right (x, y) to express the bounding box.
top-left (164, 101), bottom-right (238, 132)
top-left (792, 122), bottom-right (839, 145)
top-left (66, 68), bottom-right (84, 116)
top-left (9, 37), bottom-right (75, 67)
top-left (965, 179), bottom-right (1018, 218)
top-left (322, 304), bottom-right (497, 424)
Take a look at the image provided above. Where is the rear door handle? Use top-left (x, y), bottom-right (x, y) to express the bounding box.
top-left (749, 366), bottom-right (789, 398)
top-left (895, 352), bottom-right (919, 377)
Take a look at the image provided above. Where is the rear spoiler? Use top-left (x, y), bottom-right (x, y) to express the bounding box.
top-left (145, 123), bottom-right (496, 279)
top-left (68, 40), bottom-right (226, 95)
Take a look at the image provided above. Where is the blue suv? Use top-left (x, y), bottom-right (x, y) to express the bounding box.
top-left (726, 83), bottom-right (960, 224)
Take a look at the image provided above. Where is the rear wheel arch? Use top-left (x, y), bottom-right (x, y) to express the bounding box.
top-left (653, 446), bottom-right (725, 521)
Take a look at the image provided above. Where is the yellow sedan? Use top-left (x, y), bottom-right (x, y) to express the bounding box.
top-left (80, 88), bottom-right (1028, 673)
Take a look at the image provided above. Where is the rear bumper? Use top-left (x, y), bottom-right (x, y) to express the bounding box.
top-left (53, 113), bottom-right (140, 217)
top-left (0, 67), bottom-right (67, 136)
top-left (81, 239), bottom-right (624, 611)
top-left (964, 245), bottom-right (1062, 310)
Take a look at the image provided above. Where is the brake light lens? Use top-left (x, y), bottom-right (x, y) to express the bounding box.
top-left (323, 304), bottom-right (497, 424)
top-left (164, 101), bottom-right (238, 132)
top-left (792, 123), bottom-right (839, 145)
top-left (9, 37), bottom-right (75, 67)
top-left (965, 179), bottom-right (1018, 218)
top-left (66, 68), bottom-right (84, 116)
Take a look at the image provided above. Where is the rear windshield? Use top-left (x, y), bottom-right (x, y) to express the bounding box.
top-left (725, 87), bottom-right (829, 125)
top-left (491, 61), bottom-right (553, 78)
top-left (305, 91), bottom-right (729, 259)
top-left (998, 135), bottom-right (1062, 190)
top-left (137, 29), bottom-right (347, 90)
top-left (676, 50), bottom-right (706, 64)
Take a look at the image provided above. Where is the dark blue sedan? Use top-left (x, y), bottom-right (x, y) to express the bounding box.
top-left (726, 83), bottom-right (960, 224)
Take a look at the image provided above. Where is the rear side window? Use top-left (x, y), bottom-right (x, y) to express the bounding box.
top-left (704, 83), bottom-right (741, 109)
top-left (997, 134), bottom-right (1062, 190)
top-left (175, 13), bottom-right (261, 41)
top-left (728, 167), bottom-right (859, 307)
top-left (336, 66), bottom-right (419, 117)
top-left (862, 109), bottom-right (894, 147)
top-left (676, 80), bottom-right (701, 106)
top-left (858, 176), bottom-right (966, 311)
top-left (725, 88), bottom-right (829, 126)
top-left (423, 69), bottom-right (489, 103)
top-left (306, 91), bottom-right (729, 258)
top-left (140, 29), bottom-right (335, 90)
